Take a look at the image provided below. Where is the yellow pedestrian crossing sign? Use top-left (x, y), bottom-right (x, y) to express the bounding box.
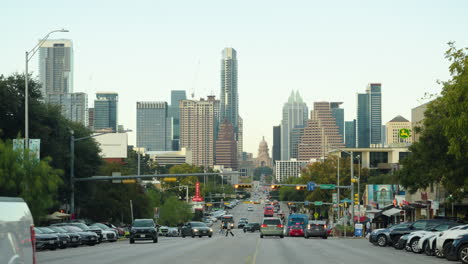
top-left (399, 128), bottom-right (411, 139)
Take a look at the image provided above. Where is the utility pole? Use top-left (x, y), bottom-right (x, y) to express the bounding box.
top-left (130, 200), bottom-right (134, 222)
top-left (137, 152), bottom-right (141, 176)
top-left (357, 156), bottom-right (361, 222)
top-left (337, 157), bottom-right (340, 223)
top-left (70, 130), bottom-right (75, 216)
top-left (350, 151), bottom-right (355, 225)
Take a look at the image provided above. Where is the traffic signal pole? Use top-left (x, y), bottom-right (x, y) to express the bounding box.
top-left (350, 151), bottom-right (355, 225)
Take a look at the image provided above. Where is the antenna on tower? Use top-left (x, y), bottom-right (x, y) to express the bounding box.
top-left (191, 60), bottom-right (201, 99)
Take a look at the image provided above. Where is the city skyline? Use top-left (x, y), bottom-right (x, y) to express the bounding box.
top-left (2, 1), bottom-right (467, 154)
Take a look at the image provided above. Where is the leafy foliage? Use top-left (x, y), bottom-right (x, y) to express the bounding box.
top-left (253, 166), bottom-right (273, 180)
top-left (158, 196), bottom-right (193, 226)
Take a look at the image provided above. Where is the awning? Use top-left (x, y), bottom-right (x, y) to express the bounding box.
top-left (47, 211), bottom-right (71, 220)
top-left (382, 208), bottom-right (402, 217)
top-left (366, 209), bottom-right (382, 214)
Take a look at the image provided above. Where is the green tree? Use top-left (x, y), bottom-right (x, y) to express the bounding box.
top-left (398, 43), bottom-right (468, 198)
top-left (253, 166), bottom-right (273, 180)
top-left (0, 139), bottom-right (62, 222)
top-left (158, 196), bottom-right (193, 226)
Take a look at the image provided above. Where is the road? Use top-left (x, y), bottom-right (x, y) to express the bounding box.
top-left (38, 199), bottom-right (448, 264)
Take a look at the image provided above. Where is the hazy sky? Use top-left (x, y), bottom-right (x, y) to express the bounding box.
top-left (2, 0), bottom-right (468, 154)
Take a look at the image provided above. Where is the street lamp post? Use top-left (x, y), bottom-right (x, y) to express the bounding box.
top-left (357, 155), bottom-right (361, 222)
top-left (24, 29), bottom-right (69, 149)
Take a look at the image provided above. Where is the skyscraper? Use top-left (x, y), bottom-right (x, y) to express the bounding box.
top-left (345, 120), bottom-right (356, 148)
top-left (330, 102), bottom-right (344, 141)
top-left (220, 48), bottom-right (239, 135)
top-left (137, 102), bottom-right (173, 151)
top-left (94, 92), bottom-right (118, 132)
top-left (356, 83), bottom-right (382, 147)
top-left (69, 93), bottom-right (88, 126)
top-left (290, 125), bottom-right (306, 159)
top-left (272, 125), bottom-right (281, 164)
top-left (215, 119), bottom-right (238, 170)
top-left (169, 90), bottom-right (187, 150)
top-left (237, 116), bottom-right (243, 158)
top-left (281, 91), bottom-right (308, 160)
top-left (39, 39), bottom-right (73, 100)
top-left (298, 102), bottom-right (344, 160)
top-left (88, 108), bottom-right (94, 130)
top-left (180, 96), bottom-right (218, 167)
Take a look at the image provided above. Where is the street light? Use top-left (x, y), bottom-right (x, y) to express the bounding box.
top-left (24, 29), bottom-right (69, 149)
top-left (331, 148), bottom-right (355, 225)
top-left (70, 129), bottom-right (131, 216)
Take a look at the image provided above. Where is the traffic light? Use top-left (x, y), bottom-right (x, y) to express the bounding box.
top-left (296, 185), bottom-right (307, 190)
top-left (354, 193), bottom-right (359, 205)
top-left (351, 178), bottom-right (358, 183)
top-left (234, 184), bottom-right (252, 189)
top-left (271, 184), bottom-right (281, 189)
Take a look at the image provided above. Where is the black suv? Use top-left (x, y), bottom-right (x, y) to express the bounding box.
top-left (389, 219), bottom-right (447, 248)
top-left (130, 219), bottom-right (158, 244)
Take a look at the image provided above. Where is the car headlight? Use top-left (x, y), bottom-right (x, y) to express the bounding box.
top-left (193, 229), bottom-right (199, 232)
top-left (209, 229), bottom-right (213, 232)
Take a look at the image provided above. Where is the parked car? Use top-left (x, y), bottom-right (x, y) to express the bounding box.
top-left (181, 222), bottom-right (213, 238)
top-left (90, 225), bottom-right (118, 242)
top-left (34, 227), bottom-right (59, 250)
top-left (0, 197), bottom-right (35, 264)
top-left (158, 226), bottom-right (169, 237)
top-left (289, 225), bottom-right (304, 237)
top-left (48, 226), bottom-right (81, 247)
top-left (60, 226), bottom-right (99, 246)
top-left (434, 224), bottom-right (468, 257)
top-left (92, 223), bottom-right (119, 238)
top-left (422, 224), bottom-right (467, 256)
top-left (369, 222), bottom-right (412, 247)
top-left (404, 222), bottom-right (460, 253)
top-left (102, 222), bottom-right (125, 237)
top-left (389, 219), bottom-right (448, 248)
top-left (446, 233), bottom-right (468, 263)
top-left (37, 227), bottom-right (70, 249)
top-left (53, 222), bottom-right (103, 243)
top-left (260, 217), bottom-right (284, 238)
top-left (243, 223), bottom-right (261, 233)
top-left (304, 220), bottom-right (327, 239)
top-left (129, 219), bottom-right (158, 244)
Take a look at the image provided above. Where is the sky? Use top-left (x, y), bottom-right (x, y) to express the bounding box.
top-left (2, 0), bottom-right (468, 155)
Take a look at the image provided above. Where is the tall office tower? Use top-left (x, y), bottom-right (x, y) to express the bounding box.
top-left (39, 39), bottom-right (73, 100)
top-left (356, 83), bottom-right (382, 147)
top-left (386, 116), bottom-right (412, 145)
top-left (298, 102), bottom-right (345, 160)
top-left (237, 116), bottom-right (243, 159)
top-left (215, 119), bottom-right (238, 170)
top-left (69, 93), bottom-right (88, 126)
top-left (345, 120), bottom-right (356, 148)
top-left (88, 108), bottom-right (94, 130)
top-left (281, 91), bottom-right (308, 160)
top-left (94, 92), bottom-right (118, 132)
top-left (180, 96), bottom-right (218, 167)
top-left (272, 125), bottom-right (281, 164)
top-left (381, 125), bottom-right (387, 146)
top-left (330, 102), bottom-right (344, 141)
top-left (220, 48), bottom-right (239, 137)
top-left (136, 102), bottom-right (173, 151)
top-left (169, 90), bottom-right (187, 150)
top-left (289, 125), bottom-right (306, 159)
top-left (411, 102), bottom-right (430, 142)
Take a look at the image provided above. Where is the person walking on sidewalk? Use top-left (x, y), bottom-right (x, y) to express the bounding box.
top-left (366, 221), bottom-right (372, 235)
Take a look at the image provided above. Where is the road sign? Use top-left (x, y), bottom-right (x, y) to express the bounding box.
top-left (224, 202), bottom-right (230, 205)
top-left (341, 198), bottom-right (352, 203)
top-left (122, 179), bottom-right (136, 184)
top-left (304, 201), bottom-right (309, 206)
top-left (112, 172), bottom-right (122, 183)
top-left (332, 193), bottom-right (338, 204)
top-left (319, 184), bottom-right (336, 190)
top-left (307, 181), bottom-right (316, 191)
top-left (163, 177), bottom-right (177, 182)
top-left (206, 203), bottom-right (213, 207)
top-left (399, 128), bottom-right (411, 138)
top-left (314, 201), bottom-right (323, 206)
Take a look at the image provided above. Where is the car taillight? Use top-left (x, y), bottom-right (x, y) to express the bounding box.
top-left (261, 224), bottom-right (267, 228)
top-left (31, 225), bottom-right (36, 264)
top-left (307, 224), bottom-right (311, 229)
top-left (324, 225), bottom-right (327, 229)
top-left (296, 223), bottom-right (300, 225)
top-left (277, 225), bottom-right (283, 228)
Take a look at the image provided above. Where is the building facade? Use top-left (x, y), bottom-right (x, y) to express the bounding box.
top-left (272, 125), bottom-right (281, 164)
top-left (146, 148), bottom-right (192, 166)
top-left (215, 119), bottom-right (238, 170)
top-left (39, 39), bottom-right (73, 100)
top-left (94, 92), bottom-right (118, 132)
top-left (281, 91), bottom-right (308, 160)
top-left (169, 90), bottom-right (187, 150)
top-left (180, 96), bottom-right (218, 167)
top-left (331, 102), bottom-right (344, 141)
top-left (275, 159), bottom-right (310, 183)
top-left (345, 120), bottom-right (356, 148)
top-left (69, 92), bottom-right (88, 126)
top-left (136, 101), bottom-right (173, 151)
top-left (289, 125), bottom-right (306, 159)
top-left (254, 137), bottom-right (272, 168)
top-left (297, 102), bottom-right (345, 160)
top-left (220, 48), bottom-right (239, 137)
top-left (356, 83), bottom-right (382, 147)
top-left (88, 108), bottom-right (94, 130)
top-left (385, 115), bottom-right (412, 145)
top-left (411, 102), bottom-right (430, 142)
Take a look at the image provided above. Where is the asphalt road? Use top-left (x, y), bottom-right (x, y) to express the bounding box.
top-left (37, 193), bottom-right (449, 264)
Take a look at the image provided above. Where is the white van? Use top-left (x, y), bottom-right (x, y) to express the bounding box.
top-left (0, 197), bottom-right (35, 264)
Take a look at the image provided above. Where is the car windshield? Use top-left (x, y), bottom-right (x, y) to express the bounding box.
top-left (93, 223), bottom-right (110, 230)
top-left (133, 220), bottom-right (154, 227)
top-left (190, 222), bottom-right (207, 227)
top-left (66, 226), bottom-right (84, 232)
top-left (34, 228), bottom-right (43, 234)
top-left (39, 227), bottom-right (56, 233)
top-left (72, 223), bottom-right (90, 230)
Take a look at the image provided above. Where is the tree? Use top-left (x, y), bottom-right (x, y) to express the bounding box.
top-left (158, 196), bottom-right (193, 226)
top-left (398, 43), bottom-right (468, 198)
top-left (253, 166), bottom-right (273, 180)
top-left (0, 139), bottom-right (62, 222)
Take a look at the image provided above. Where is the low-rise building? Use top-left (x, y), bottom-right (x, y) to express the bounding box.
top-left (275, 159), bottom-right (310, 183)
top-left (146, 148), bottom-right (192, 166)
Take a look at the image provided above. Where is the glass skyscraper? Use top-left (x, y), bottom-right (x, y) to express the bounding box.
top-left (169, 90), bottom-right (187, 150)
top-left (94, 92), bottom-right (118, 132)
top-left (281, 91), bottom-right (308, 160)
top-left (356, 83), bottom-right (382, 148)
top-left (220, 48), bottom-right (239, 135)
top-left (345, 120), bottom-right (356, 148)
top-left (272, 125), bottom-right (281, 164)
top-left (137, 102), bottom-right (173, 151)
top-left (330, 102), bottom-right (344, 141)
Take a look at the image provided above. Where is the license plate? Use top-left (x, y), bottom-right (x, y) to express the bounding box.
top-left (90, 237), bottom-right (95, 240)
top-left (63, 241), bottom-right (67, 244)
top-left (49, 241), bottom-right (54, 244)
top-left (140, 234), bottom-right (146, 238)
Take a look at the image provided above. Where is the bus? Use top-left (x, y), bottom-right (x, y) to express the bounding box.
top-left (287, 213), bottom-right (309, 233)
